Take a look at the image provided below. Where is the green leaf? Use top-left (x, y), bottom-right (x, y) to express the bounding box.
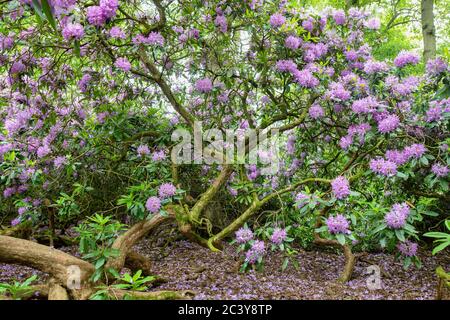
top-left (432, 242), bottom-right (450, 255)
top-left (123, 273), bottom-right (133, 283)
top-left (314, 226), bottom-right (327, 233)
top-left (403, 224), bottom-right (417, 234)
top-left (396, 172), bottom-right (408, 179)
top-left (281, 257), bottom-right (289, 272)
top-left (41, 0), bottom-right (57, 31)
top-left (132, 270), bottom-right (142, 281)
top-left (423, 232), bottom-right (449, 238)
top-left (419, 156), bottom-right (429, 166)
top-left (336, 233), bottom-right (346, 245)
top-left (403, 257), bottom-right (411, 269)
top-left (108, 268), bottom-right (120, 279)
top-left (395, 229), bottom-right (405, 242)
top-left (439, 180), bottom-right (449, 192)
top-left (372, 223), bottom-right (387, 234)
top-left (31, 0), bottom-right (45, 21)
top-left (95, 257), bottom-right (106, 269)
top-left (423, 211), bottom-right (439, 217)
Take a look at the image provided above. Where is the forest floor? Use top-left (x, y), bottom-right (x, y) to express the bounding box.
top-left (0, 239), bottom-right (448, 300)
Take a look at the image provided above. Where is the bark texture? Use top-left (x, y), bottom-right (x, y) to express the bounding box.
top-left (421, 0), bottom-right (436, 62)
top-left (105, 214), bottom-right (173, 276)
top-left (0, 235), bottom-right (94, 286)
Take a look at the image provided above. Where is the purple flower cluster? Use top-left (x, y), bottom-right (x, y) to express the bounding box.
top-left (133, 32), bottom-right (165, 46)
top-left (37, 144), bottom-right (51, 158)
top-left (309, 104), bottom-right (325, 119)
top-left (87, 0), bottom-right (118, 26)
top-left (285, 36), bottom-right (301, 50)
top-left (397, 240), bottom-right (418, 257)
top-left (295, 192), bottom-right (309, 208)
top-left (426, 99), bottom-right (450, 122)
top-left (270, 228), bottom-right (287, 245)
top-left (385, 202), bottom-right (410, 229)
top-left (3, 187), bottom-right (16, 198)
top-left (109, 26), bottom-right (126, 39)
top-left (303, 42), bottom-right (328, 62)
top-left (152, 150), bottom-right (166, 162)
top-left (269, 13), bottom-right (286, 28)
top-left (331, 176), bottom-right (350, 199)
top-left (247, 164), bottom-right (259, 181)
top-left (369, 158), bottom-right (398, 176)
top-left (326, 214), bottom-right (350, 234)
top-left (364, 60), bottom-right (389, 74)
top-left (286, 135), bottom-right (296, 155)
top-left (377, 114), bottom-right (400, 133)
top-left (404, 143), bottom-right (427, 158)
top-left (53, 156), bottom-right (67, 169)
top-left (158, 183), bottom-right (177, 198)
top-left (339, 123), bottom-right (371, 150)
top-left (393, 51), bottom-right (419, 68)
top-left (351, 96), bottom-right (379, 113)
top-left (62, 23), bottom-right (84, 41)
top-left (195, 78), bottom-right (213, 93)
top-left (302, 18), bottom-right (314, 33)
top-left (145, 196), bottom-right (161, 214)
top-left (215, 15), bottom-right (228, 33)
top-left (10, 61), bottom-right (25, 75)
top-left (78, 73), bottom-right (92, 92)
top-left (426, 58), bottom-right (448, 76)
top-left (333, 10), bottom-right (346, 25)
top-left (275, 59), bottom-right (297, 73)
top-left (364, 18), bottom-right (381, 30)
top-left (384, 144), bottom-right (426, 166)
top-left (293, 69), bottom-right (319, 88)
top-left (114, 57), bottom-right (131, 72)
top-left (147, 32), bottom-right (165, 46)
top-left (245, 240), bottom-right (265, 264)
top-left (236, 227), bottom-right (254, 244)
top-left (137, 145), bottom-right (150, 156)
top-left (327, 82), bottom-right (352, 101)
top-left (431, 162), bottom-right (449, 177)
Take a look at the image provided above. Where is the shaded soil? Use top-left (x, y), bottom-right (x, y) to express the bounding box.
top-left (1, 239), bottom-right (448, 300)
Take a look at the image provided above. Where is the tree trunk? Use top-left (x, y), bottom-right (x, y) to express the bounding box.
top-left (105, 214), bottom-right (173, 276)
top-left (345, 0), bottom-right (359, 10)
top-left (313, 235), bottom-right (356, 283)
top-left (421, 0), bottom-right (436, 62)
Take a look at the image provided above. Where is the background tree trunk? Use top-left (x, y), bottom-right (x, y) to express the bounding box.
top-left (421, 0), bottom-right (437, 62)
top-left (345, 0), bottom-right (359, 10)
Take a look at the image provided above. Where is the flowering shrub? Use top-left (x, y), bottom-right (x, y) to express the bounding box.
top-left (0, 0), bottom-right (449, 284)
top-left (234, 224), bottom-right (296, 272)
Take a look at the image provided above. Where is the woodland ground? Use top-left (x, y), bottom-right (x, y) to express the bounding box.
top-left (0, 237), bottom-right (448, 300)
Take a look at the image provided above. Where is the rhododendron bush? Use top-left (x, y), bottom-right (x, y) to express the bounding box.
top-left (0, 0), bottom-right (449, 300)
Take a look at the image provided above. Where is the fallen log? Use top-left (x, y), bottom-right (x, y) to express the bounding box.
top-left (0, 235), bottom-right (94, 289)
top-left (48, 279), bottom-right (69, 300)
top-left (436, 266), bottom-right (450, 300)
